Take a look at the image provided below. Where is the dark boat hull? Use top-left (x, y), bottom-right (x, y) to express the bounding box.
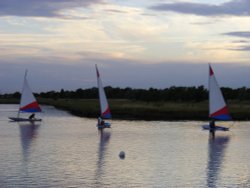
top-left (97, 122), bottom-right (111, 129)
top-left (202, 124), bottom-right (229, 131)
top-left (9, 117), bottom-right (42, 122)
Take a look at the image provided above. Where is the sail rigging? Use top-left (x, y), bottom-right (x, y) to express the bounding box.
top-left (19, 71), bottom-right (41, 113)
top-left (95, 65), bottom-right (111, 119)
top-left (209, 64), bottom-right (230, 120)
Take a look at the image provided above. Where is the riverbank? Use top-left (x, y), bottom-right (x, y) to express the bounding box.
top-left (1, 98), bottom-right (250, 121)
top-left (40, 98), bottom-right (208, 121)
top-left (26, 98), bottom-right (250, 120)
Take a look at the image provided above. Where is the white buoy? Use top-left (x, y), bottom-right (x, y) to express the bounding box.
top-left (119, 151), bottom-right (125, 159)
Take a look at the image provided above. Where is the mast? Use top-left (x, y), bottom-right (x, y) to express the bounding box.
top-left (209, 64), bottom-right (211, 121)
top-left (95, 64), bottom-right (111, 119)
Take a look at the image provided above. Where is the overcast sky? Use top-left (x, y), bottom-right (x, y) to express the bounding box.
top-left (0, 0), bottom-right (250, 93)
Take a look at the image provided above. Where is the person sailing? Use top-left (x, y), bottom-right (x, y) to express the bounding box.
top-left (98, 116), bottom-right (105, 126)
top-left (29, 113), bottom-right (35, 120)
top-left (209, 119), bottom-right (215, 138)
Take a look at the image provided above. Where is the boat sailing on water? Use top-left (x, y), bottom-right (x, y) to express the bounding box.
top-left (9, 70), bottom-right (42, 122)
top-left (95, 65), bottom-right (111, 129)
top-left (203, 64), bottom-right (231, 132)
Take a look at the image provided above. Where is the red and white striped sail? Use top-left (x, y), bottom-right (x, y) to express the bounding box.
top-left (19, 71), bottom-right (41, 113)
top-left (209, 64), bottom-right (230, 120)
top-left (95, 65), bottom-right (111, 119)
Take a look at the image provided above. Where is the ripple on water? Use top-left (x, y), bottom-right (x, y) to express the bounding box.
top-left (0, 105), bottom-right (250, 187)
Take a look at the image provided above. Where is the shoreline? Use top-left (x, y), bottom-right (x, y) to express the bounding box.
top-left (1, 98), bottom-right (250, 121)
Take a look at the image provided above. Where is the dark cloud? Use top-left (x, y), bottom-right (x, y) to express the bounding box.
top-left (223, 31), bottom-right (250, 38)
top-left (191, 21), bottom-right (217, 25)
top-left (232, 40), bottom-right (249, 43)
top-left (223, 32), bottom-right (250, 51)
top-left (229, 45), bottom-right (250, 51)
top-left (103, 9), bottom-right (128, 14)
top-left (150, 0), bottom-right (250, 16)
top-left (0, 0), bottom-right (103, 18)
top-left (240, 46), bottom-right (250, 51)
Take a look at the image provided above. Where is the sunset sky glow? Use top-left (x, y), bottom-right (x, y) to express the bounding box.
top-left (0, 0), bottom-right (250, 92)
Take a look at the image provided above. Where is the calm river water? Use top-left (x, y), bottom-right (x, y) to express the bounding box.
top-left (0, 104), bottom-right (250, 187)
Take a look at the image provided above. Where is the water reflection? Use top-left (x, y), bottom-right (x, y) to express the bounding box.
top-left (207, 136), bottom-right (230, 187)
top-left (19, 122), bottom-right (40, 162)
top-left (95, 130), bottom-right (111, 187)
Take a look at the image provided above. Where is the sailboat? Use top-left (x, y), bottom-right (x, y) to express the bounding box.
top-left (9, 70), bottom-right (42, 122)
top-left (202, 64), bottom-right (231, 131)
top-left (95, 64), bottom-right (111, 129)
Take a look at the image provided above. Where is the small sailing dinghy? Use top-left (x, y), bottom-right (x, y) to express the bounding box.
top-left (202, 64), bottom-right (231, 131)
top-left (95, 65), bottom-right (111, 129)
top-left (9, 71), bottom-right (42, 122)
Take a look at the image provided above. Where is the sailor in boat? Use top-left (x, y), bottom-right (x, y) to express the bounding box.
top-left (29, 113), bottom-right (35, 120)
top-left (209, 119), bottom-right (215, 138)
top-left (98, 117), bottom-right (105, 126)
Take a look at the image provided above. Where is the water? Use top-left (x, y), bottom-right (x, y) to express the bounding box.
top-left (0, 104), bottom-right (250, 187)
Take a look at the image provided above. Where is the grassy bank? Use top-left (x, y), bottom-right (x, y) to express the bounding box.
top-left (1, 98), bottom-right (250, 120)
top-left (37, 98), bottom-right (250, 121)
top-left (0, 98), bottom-right (19, 104)
top-left (39, 98), bottom-right (208, 120)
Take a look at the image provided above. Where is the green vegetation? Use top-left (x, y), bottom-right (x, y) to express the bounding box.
top-left (2, 86), bottom-right (250, 120)
top-left (37, 98), bottom-right (209, 120)
top-left (0, 98), bottom-right (19, 104)
top-left (30, 98), bottom-right (250, 121)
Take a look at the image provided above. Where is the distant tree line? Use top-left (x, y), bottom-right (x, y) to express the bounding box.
top-left (1, 86), bottom-right (250, 102)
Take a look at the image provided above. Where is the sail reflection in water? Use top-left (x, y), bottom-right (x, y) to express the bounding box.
top-left (207, 136), bottom-right (230, 187)
top-left (19, 122), bottom-right (40, 162)
top-left (95, 130), bottom-right (111, 186)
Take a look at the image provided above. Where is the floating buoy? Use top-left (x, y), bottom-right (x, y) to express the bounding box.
top-left (119, 151), bottom-right (125, 159)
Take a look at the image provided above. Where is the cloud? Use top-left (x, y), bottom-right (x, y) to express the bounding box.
top-left (228, 45), bottom-right (250, 51)
top-left (150, 0), bottom-right (250, 17)
top-left (223, 31), bottom-right (250, 38)
top-left (222, 32), bottom-right (250, 51)
top-left (240, 46), bottom-right (250, 51)
top-left (0, 0), bottom-right (104, 18)
top-left (232, 40), bottom-right (249, 43)
top-left (103, 9), bottom-right (128, 14)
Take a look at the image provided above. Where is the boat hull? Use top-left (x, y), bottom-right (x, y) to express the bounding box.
top-left (97, 122), bottom-right (111, 129)
top-left (202, 124), bottom-right (229, 131)
top-left (9, 117), bottom-right (42, 122)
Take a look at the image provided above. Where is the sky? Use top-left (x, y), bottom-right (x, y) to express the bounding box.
top-left (0, 0), bottom-right (250, 93)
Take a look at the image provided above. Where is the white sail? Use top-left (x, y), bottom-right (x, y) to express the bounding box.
top-left (9, 70), bottom-right (42, 122)
top-left (209, 64), bottom-right (230, 120)
top-left (19, 71), bottom-right (41, 113)
top-left (95, 65), bottom-right (111, 119)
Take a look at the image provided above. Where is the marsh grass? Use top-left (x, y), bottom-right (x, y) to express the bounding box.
top-left (39, 98), bottom-right (209, 120)
top-left (2, 98), bottom-right (250, 120)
